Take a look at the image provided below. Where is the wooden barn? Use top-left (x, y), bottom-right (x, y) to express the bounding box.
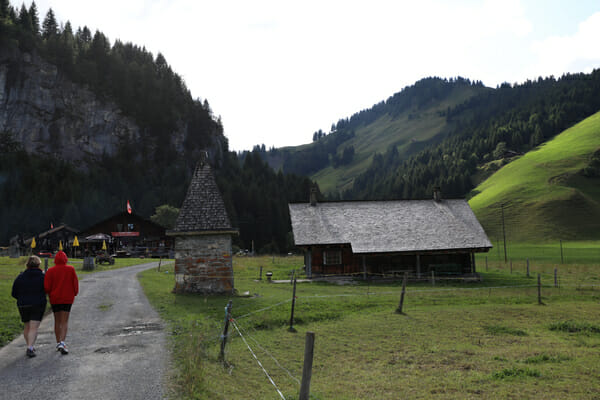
top-left (289, 189), bottom-right (492, 279)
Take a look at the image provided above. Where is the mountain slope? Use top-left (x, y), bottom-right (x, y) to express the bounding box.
top-left (270, 77), bottom-right (488, 194)
top-left (469, 111), bottom-right (600, 242)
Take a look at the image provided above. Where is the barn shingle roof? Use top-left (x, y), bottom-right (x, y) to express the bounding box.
top-left (289, 199), bottom-right (492, 254)
top-left (171, 160), bottom-right (234, 234)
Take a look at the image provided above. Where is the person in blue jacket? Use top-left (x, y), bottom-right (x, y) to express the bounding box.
top-left (12, 255), bottom-right (47, 358)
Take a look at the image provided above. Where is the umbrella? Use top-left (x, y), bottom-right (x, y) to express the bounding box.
top-left (73, 236), bottom-right (79, 258)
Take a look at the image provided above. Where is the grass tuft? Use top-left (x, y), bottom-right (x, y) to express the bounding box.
top-left (492, 367), bottom-right (541, 379)
top-left (522, 353), bottom-right (571, 364)
top-left (484, 325), bottom-right (528, 336)
top-left (549, 320), bottom-right (600, 334)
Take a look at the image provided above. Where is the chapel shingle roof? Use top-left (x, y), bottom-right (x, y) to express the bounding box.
top-left (289, 199), bottom-right (492, 254)
top-left (171, 159), bottom-right (233, 233)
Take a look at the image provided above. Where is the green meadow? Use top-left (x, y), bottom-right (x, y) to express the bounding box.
top-left (139, 254), bottom-right (600, 399)
top-left (469, 111), bottom-right (600, 242)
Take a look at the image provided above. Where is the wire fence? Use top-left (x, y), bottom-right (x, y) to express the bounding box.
top-left (211, 266), bottom-right (600, 398)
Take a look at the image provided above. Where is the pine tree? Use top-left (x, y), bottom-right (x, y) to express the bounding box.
top-left (0, 0), bottom-right (10, 19)
top-left (28, 1), bottom-right (39, 35)
top-left (42, 8), bottom-right (58, 39)
top-left (18, 4), bottom-right (33, 32)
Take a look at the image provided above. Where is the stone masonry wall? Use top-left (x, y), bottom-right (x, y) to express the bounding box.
top-left (173, 234), bottom-right (234, 294)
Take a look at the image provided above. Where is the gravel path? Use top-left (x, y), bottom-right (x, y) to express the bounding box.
top-left (0, 262), bottom-right (169, 400)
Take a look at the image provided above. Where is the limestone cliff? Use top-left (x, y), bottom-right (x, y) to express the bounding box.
top-left (0, 46), bottom-right (192, 162)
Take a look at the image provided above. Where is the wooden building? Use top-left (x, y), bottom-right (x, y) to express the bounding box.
top-left (289, 189), bottom-right (492, 279)
top-left (24, 224), bottom-right (79, 256)
top-left (167, 153), bottom-right (238, 294)
top-left (79, 211), bottom-right (172, 257)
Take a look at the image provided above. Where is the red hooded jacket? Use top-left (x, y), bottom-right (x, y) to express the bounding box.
top-left (44, 251), bottom-right (79, 305)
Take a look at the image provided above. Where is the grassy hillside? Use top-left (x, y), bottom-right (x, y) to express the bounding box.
top-left (313, 84), bottom-right (486, 194)
top-left (469, 111), bottom-right (600, 242)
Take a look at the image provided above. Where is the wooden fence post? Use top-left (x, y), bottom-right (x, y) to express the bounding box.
top-left (537, 274), bottom-right (542, 305)
top-left (485, 256), bottom-right (488, 272)
top-left (560, 240), bottom-right (564, 264)
top-left (299, 332), bottom-right (315, 400)
top-left (526, 258), bottom-right (530, 278)
top-left (289, 278), bottom-right (297, 332)
top-left (510, 260), bottom-right (512, 274)
top-left (554, 268), bottom-right (558, 288)
top-left (431, 270), bottom-right (435, 286)
top-left (396, 272), bottom-right (408, 314)
top-left (259, 265), bottom-right (263, 280)
top-left (219, 300), bottom-right (233, 362)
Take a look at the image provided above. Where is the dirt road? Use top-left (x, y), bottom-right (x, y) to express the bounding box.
top-left (0, 262), bottom-right (169, 400)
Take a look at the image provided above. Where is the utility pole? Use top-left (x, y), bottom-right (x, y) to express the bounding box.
top-left (501, 203), bottom-right (507, 263)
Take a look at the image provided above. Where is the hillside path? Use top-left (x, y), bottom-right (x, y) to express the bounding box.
top-left (0, 262), bottom-right (169, 400)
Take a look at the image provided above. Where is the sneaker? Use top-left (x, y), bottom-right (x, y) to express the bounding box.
top-left (26, 348), bottom-right (36, 358)
top-left (56, 342), bottom-right (62, 352)
top-left (58, 342), bottom-right (69, 355)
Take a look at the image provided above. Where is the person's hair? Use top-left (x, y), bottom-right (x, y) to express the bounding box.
top-left (26, 255), bottom-right (42, 268)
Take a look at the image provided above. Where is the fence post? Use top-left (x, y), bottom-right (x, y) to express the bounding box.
top-left (158, 257), bottom-right (162, 272)
top-left (554, 268), bottom-right (558, 288)
top-left (219, 300), bottom-right (233, 362)
top-left (485, 256), bottom-right (488, 272)
top-left (396, 272), bottom-right (408, 314)
top-left (299, 332), bottom-right (315, 400)
top-left (259, 265), bottom-right (263, 280)
top-left (537, 274), bottom-right (542, 305)
top-left (526, 258), bottom-right (530, 278)
top-left (431, 270), bottom-right (435, 286)
top-left (289, 278), bottom-right (297, 332)
top-left (560, 240), bottom-right (564, 264)
top-left (510, 260), bottom-right (512, 274)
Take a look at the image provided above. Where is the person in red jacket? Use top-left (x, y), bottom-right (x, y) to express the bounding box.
top-left (44, 251), bottom-right (79, 355)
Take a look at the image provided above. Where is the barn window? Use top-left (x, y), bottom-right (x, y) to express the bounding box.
top-left (323, 250), bottom-right (342, 265)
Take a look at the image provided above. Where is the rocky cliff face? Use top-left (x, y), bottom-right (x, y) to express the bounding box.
top-left (0, 47), bottom-right (189, 163)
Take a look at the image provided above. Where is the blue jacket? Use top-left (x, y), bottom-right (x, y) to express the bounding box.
top-left (12, 268), bottom-right (47, 307)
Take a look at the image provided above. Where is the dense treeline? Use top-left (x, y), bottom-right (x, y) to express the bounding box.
top-left (217, 151), bottom-right (314, 253)
top-left (344, 71), bottom-right (600, 200)
top-left (0, 1), bottom-right (315, 253)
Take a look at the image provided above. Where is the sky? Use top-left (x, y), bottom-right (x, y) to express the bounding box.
top-left (28, 0), bottom-right (600, 151)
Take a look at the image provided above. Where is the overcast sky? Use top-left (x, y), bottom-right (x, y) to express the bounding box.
top-left (28, 0), bottom-right (600, 151)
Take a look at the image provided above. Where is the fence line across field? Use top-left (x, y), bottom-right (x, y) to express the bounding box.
top-left (231, 319), bottom-right (287, 400)
top-left (234, 318), bottom-right (301, 386)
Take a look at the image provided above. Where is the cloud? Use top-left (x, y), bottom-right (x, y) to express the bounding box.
top-left (530, 12), bottom-right (600, 78)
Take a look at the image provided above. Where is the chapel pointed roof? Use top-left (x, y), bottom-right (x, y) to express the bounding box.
top-left (170, 154), bottom-right (235, 234)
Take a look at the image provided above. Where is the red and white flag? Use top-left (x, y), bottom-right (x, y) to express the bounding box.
top-left (127, 200), bottom-right (132, 214)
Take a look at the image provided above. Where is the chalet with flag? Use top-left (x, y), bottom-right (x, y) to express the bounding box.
top-left (79, 211), bottom-right (172, 257)
top-left (289, 188), bottom-right (492, 279)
